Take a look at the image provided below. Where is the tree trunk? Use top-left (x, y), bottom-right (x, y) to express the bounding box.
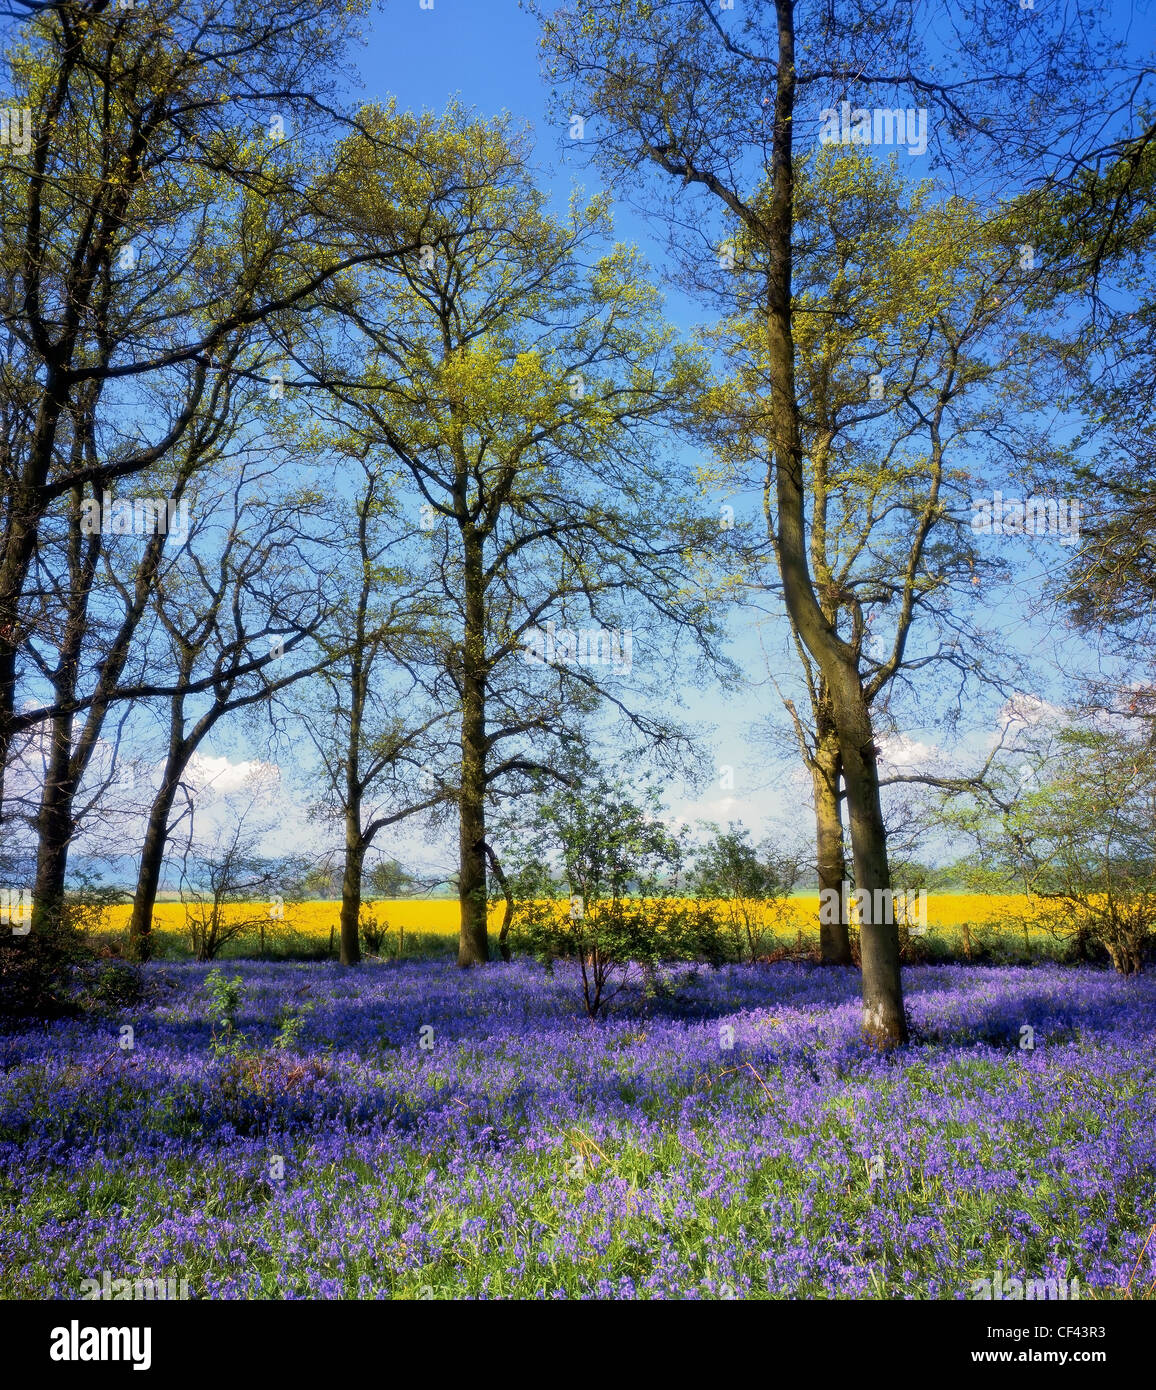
top-left (31, 710), bottom-right (76, 934)
top-left (457, 530), bottom-right (489, 966)
top-left (29, 483), bottom-right (99, 935)
top-left (127, 777), bottom-right (183, 962)
top-left (0, 399), bottom-right (68, 823)
top-left (0, 636), bottom-right (18, 833)
top-left (128, 702), bottom-right (189, 961)
top-left (458, 704), bottom-right (489, 965)
top-left (813, 730), bottom-right (851, 965)
top-left (339, 820), bottom-right (364, 966)
top-left (338, 510), bottom-right (371, 968)
top-left (485, 842), bottom-right (514, 962)
top-left (760, 0), bottom-right (905, 1041)
top-left (835, 678), bottom-right (907, 1044)
top-left (31, 486), bottom-right (175, 942)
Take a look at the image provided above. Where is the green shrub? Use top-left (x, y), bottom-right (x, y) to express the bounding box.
top-left (358, 909), bottom-right (390, 957)
top-left (88, 963), bottom-right (145, 1010)
top-left (0, 904), bottom-right (89, 1024)
top-left (204, 969), bottom-right (246, 1055)
top-left (510, 898), bottom-right (732, 1017)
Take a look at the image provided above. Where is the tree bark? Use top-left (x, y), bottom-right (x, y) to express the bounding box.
top-left (127, 718), bottom-right (188, 961)
top-left (336, 493), bottom-right (377, 968)
top-left (812, 727), bottom-right (851, 965)
top-left (31, 708), bottom-right (76, 933)
top-left (485, 842), bottom-right (514, 962)
top-left (339, 612), bottom-right (366, 968)
top-left (128, 787), bottom-right (179, 963)
top-left (833, 672), bottom-right (907, 1043)
top-left (759, 0), bottom-right (905, 1041)
top-left (457, 529), bottom-right (489, 966)
top-left (0, 392), bottom-right (69, 829)
top-left (28, 480), bottom-right (98, 934)
top-left (339, 819), bottom-right (364, 966)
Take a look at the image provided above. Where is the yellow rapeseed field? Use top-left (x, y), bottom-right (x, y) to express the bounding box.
top-left (93, 892), bottom-right (1057, 946)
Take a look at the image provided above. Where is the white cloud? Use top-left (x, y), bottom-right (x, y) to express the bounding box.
top-left (998, 692), bottom-right (1063, 729)
top-left (877, 733), bottom-right (937, 772)
top-left (184, 753), bottom-right (280, 798)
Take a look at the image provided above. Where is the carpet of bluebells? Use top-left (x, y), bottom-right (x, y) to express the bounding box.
top-left (2, 960), bottom-right (1154, 1300)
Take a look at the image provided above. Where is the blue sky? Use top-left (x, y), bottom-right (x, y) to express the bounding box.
top-left (190, 1), bottom-right (1113, 878)
top-left (331, 2), bottom-right (1100, 853)
top-left (44, 0), bottom-right (1140, 885)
